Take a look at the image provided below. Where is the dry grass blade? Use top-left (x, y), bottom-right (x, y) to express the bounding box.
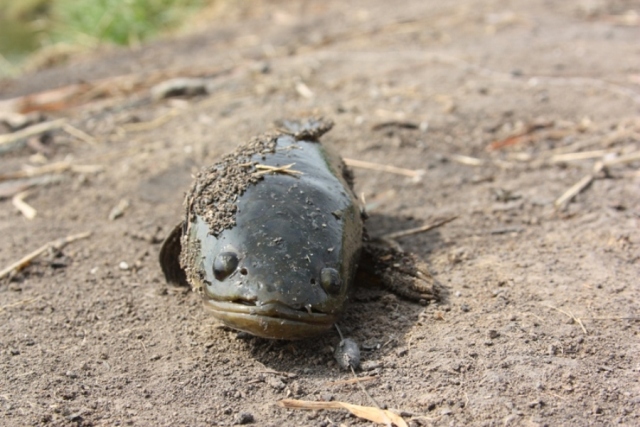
top-left (554, 162), bottom-right (603, 209)
top-left (278, 399), bottom-right (408, 427)
top-left (0, 182), bottom-right (30, 199)
top-left (0, 175), bottom-right (63, 200)
top-left (486, 121), bottom-right (553, 151)
top-left (62, 123), bottom-right (97, 145)
top-left (0, 232), bottom-right (92, 280)
top-left (555, 150), bottom-right (640, 209)
top-left (550, 150), bottom-right (609, 163)
top-left (381, 216), bottom-right (458, 240)
top-left (603, 150), bottom-right (640, 166)
top-left (253, 163), bottom-right (303, 177)
top-left (0, 119), bottom-right (66, 147)
top-left (0, 296), bottom-right (42, 313)
top-left (121, 109), bottom-right (179, 132)
top-left (344, 158), bottom-right (424, 179)
top-left (450, 154), bottom-right (485, 166)
top-left (0, 162), bottom-right (103, 182)
top-left (12, 191), bottom-right (37, 219)
top-left (326, 376), bottom-right (379, 386)
top-left (295, 81), bottom-right (314, 98)
top-left (544, 304), bottom-right (588, 334)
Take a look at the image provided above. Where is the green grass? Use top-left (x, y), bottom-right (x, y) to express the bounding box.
top-left (51, 0), bottom-right (209, 46)
top-left (0, 0), bottom-right (212, 76)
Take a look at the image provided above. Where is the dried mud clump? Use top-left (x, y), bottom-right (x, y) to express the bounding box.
top-left (183, 133), bottom-right (278, 237)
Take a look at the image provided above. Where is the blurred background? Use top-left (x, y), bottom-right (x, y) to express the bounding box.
top-left (0, 0), bottom-right (221, 77)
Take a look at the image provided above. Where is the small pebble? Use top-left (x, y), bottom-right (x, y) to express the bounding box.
top-left (487, 330), bottom-right (500, 339)
top-left (108, 199), bottom-right (130, 221)
top-left (266, 377), bottom-right (285, 391)
top-left (320, 392), bottom-right (334, 402)
top-left (334, 338), bottom-right (360, 370)
top-left (361, 360), bottom-right (383, 371)
top-left (151, 78), bottom-right (209, 100)
top-left (288, 381), bottom-right (303, 396)
top-left (396, 347), bottom-right (408, 357)
top-left (234, 411), bottom-right (254, 425)
top-left (118, 261), bottom-right (129, 270)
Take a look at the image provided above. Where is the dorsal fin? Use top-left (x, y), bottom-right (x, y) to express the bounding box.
top-left (274, 117), bottom-right (333, 141)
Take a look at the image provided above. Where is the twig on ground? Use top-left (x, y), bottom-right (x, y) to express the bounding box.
top-left (555, 150), bottom-right (640, 208)
top-left (0, 175), bottom-right (63, 200)
top-left (334, 325), bottom-right (380, 409)
top-left (546, 392), bottom-right (568, 401)
top-left (603, 150), bottom-right (640, 166)
top-left (582, 316), bottom-right (639, 321)
top-left (380, 216), bottom-right (458, 240)
top-left (325, 376), bottom-right (379, 386)
top-left (371, 121), bottom-right (420, 131)
top-left (554, 161), bottom-right (604, 209)
top-left (278, 399), bottom-right (407, 427)
top-left (255, 369), bottom-right (294, 376)
top-left (121, 109), bottom-right (179, 132)
top-left (62, 123), bottom-right (97, 145)
top-left (0, 119), bottom-right (66, 148)
top-left (295, 81), bottom-right (314, 98)
top-left (0, 296), bottom-right (42, 313)
top-left (344, 158), bottom-right (425, 179)
top-left (523, 311), bottom-right (546, 324)
top-left (12, 191), bottom-right (37, 219)
top-left (544, 304), bottom-right (588, 334)
top-left (108, 199), bottom-right (130, 220)
top-left (0, 232), bottom-right (91, 280)
top-left (0, 161), bottom-right (103, 182)
top-left (550, 150), bottom-right (609, 163)
top-left (450, 154), bottom-right (485, 166)
top-left (0, 182), bottom-right (31, 200)
top-left (487, 120), bottom-right (554, 151)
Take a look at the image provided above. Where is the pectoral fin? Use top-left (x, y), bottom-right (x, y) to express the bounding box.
top-left (159, 222), bottom-right (189, 287)
top-left (358, 242), bottom-right (442, 303)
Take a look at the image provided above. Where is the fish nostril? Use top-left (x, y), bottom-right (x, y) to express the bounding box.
top-left (213, 252), bottom-right (239, 281)
top-left (310, 278), bottom-right (316, 285)
top-left (240, 267), bottom-right (248, 276)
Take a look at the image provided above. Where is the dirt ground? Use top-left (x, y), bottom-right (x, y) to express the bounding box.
top-left (1, 0), bottom-right (639, 426)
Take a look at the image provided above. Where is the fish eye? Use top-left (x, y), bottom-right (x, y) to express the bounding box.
top-left (213, 252), bottom-right (239, 281)
top-left (320, 267), bottom-right (342, 295)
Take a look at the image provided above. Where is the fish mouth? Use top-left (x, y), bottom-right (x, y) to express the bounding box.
top-left (203, 299), bottom-right (337, 340)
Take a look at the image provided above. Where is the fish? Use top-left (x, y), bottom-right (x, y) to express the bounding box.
top-left (160, 118), bottom-right (438, 339)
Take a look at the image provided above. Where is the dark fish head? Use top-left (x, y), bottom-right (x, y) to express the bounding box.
top-left (181, 139), bottom-right (362, 339)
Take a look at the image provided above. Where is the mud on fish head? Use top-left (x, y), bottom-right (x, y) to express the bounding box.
top-left (182, 143), bottom-right (363, 339)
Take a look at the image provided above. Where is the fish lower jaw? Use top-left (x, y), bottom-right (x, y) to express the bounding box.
top-left (203, 299), bottom-right (337, 340)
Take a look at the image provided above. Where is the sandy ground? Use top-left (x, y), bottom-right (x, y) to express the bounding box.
top-left (1, 0), bottom-right (639, 426)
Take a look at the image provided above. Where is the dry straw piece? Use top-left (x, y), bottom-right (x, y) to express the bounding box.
top-left (0, 232), bottom-right (91, 279)
top-left (278, 398), bottom-right (408, 427)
